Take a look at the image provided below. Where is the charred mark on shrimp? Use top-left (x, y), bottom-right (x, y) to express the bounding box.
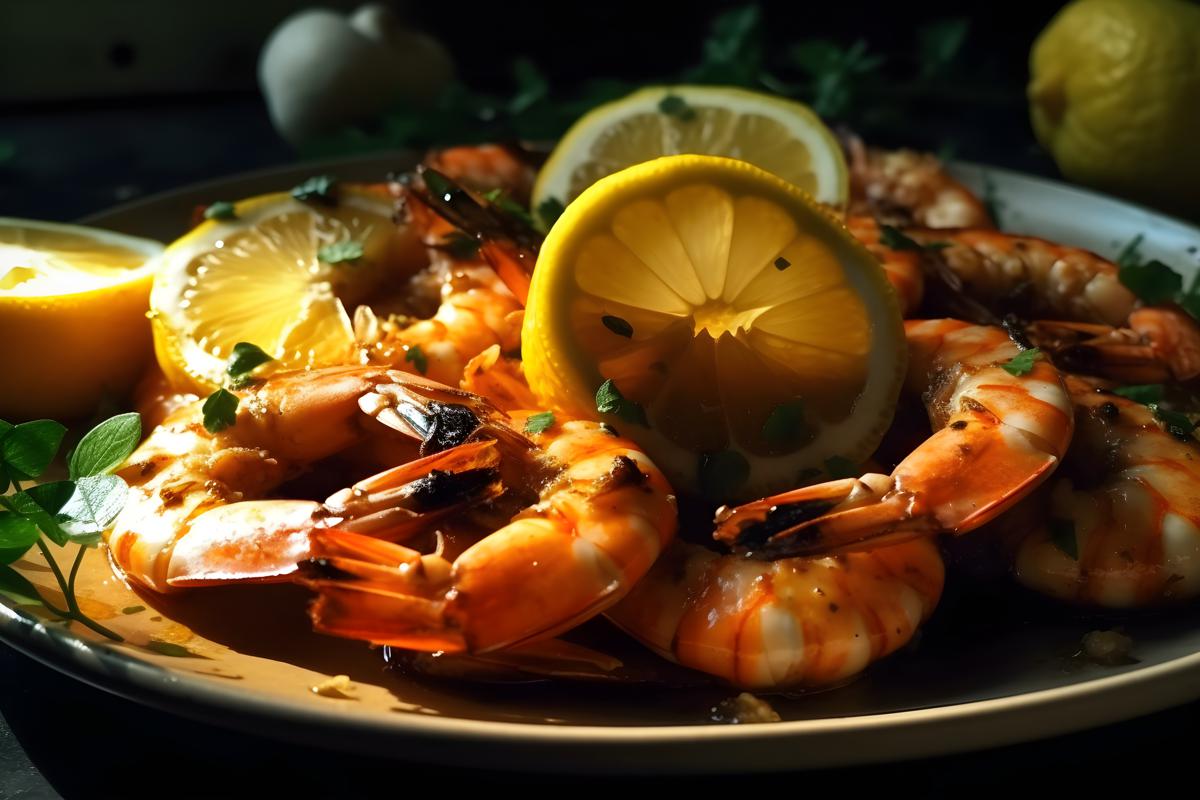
top-left (715, 499), bottom-right (837, 555)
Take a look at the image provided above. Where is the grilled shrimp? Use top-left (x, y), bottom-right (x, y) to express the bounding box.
top-left (843, 134), bottom-right (992, 229)
top-left (110, 365), bottom-right (677, 653)
top-left (606, 535), bottom-right (943, 689)
top-left (1012, 375), bottom-right (1200, 607)
top-left (846, 215), bottom-right (923, 315)
top-left (354, 147), bottom-right (539, 387)
top-left (714, 320), bottom-right (1074, 557)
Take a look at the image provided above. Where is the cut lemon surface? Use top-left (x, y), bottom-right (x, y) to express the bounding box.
top-left (523, 156), bottom-right (905, 501)
top-left (151, 185), bottom-right (422, 393)
top-left (533, 86), bottom-right (848, 221)
top-left (0, 218), bottom-right (163, 420)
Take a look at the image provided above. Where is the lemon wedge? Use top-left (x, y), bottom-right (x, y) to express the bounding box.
top-left (150, 185), bottom-right (423, 393)
top-left (533, 85), bottom-right (848, 220)
top-left (0, 219), bottom-right (163, 420)
top-left (523, 156), bottom-right (904, 501)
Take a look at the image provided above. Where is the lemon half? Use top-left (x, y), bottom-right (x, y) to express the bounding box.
top-left (0, 219), bottom-right (163, 420)
top-left (523, 156), bottom-right (904, 501)
top-left (533, 85), bottom-right (848, 218)
top-left (151, 186), bottom-right (423, 393)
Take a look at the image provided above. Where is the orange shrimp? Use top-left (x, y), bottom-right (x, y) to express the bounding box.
top-left (110, 366), bottom-right (678, 653)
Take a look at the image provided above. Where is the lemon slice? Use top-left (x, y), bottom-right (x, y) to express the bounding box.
top-left (533, 86), bottom-right (848, 219)
top-left (151, 185), bottom-right (422, 393)
top-left (523, 156), bottom-right (904, 501)
top-left (0, 218), bottom-right (163, 420)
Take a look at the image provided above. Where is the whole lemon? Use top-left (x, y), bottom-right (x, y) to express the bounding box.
top-left (1029, 0), bottom-right (1200, 218)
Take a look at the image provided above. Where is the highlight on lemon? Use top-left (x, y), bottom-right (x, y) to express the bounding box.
top-left (149, 182), bottom-right (424, 393)
top-left (532, 85), bottom-right (848, 225)
top-left (522, 155), bottom-right (905, 501)
top-left (0, 218), bottom-right (163, 420)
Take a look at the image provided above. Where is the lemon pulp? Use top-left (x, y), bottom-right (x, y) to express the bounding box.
top-left (524, 156), bottom-right (904, 501)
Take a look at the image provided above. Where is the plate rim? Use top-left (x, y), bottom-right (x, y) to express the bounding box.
top-left (4, 155), bottom-right (1200, 772)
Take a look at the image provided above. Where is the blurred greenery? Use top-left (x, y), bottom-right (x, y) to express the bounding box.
top-left (303, 4), bottom-right (1022, 159)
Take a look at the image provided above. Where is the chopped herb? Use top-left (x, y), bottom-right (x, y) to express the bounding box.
top-left (773, 257), bottom-right (791, 271)
top-left (524, 411), bottom-right (555, 435)
top-left (1113, 384), bottom-right (1164, 405)
top-left (878, 224), bottom-right (948, 253)
top-left (1048, 517), bottom-right (1078, 560)
top-left (1148, 403), bottom-right (1198, 439)
top-left (536, 197), bottom-right (566, 231)
top-left (658, 94), bottom-right (697, 121)
top-left (202, 389), bottom-right (239, 433)
top-left (482, 188), bottom-right (536, 228)
top-left (761, 400), bottom-right (805, 444)
top-left (146, 639), bottom-right (205, 658)
top-left (1119, 259), bottom-right (1184, 306)
top-left (601, 315), bottom-right (634, 338)
top-left (699, 450), bottom-right (750, 499)
top-left (291, 175), bottom-right (337, 204)
top-left (595, 379), bottom-right (648, 426)
top-left (823, 455), bottom-right (859, 479)
top-left (441, 232), bottom-right (480, 260)
top-left (203, 201), bottom-right (237, 221)
top-left (317, 240), bottom-right (364, 265)
top-left (404, 345), bottom-right (428, 375)
top-left (1001, 348), bottom-right (1042, 376)
top-left (226, 342), bottom-right (274, 386)
top-left (1116, 234), bottom-right (1145, 270)
top-left (122, 605), bottom-right (146, 615)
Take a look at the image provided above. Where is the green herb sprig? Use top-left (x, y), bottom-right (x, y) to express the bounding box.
top-left (0, 413), bottom-right (142, 640)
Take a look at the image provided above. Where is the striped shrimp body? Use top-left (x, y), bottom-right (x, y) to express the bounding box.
top-left (606, 536), bottom-right (943, 689)
top-left (1012, 376), bottom-right (1200, 607)
top-left (111, 365), bottom-right (677, 653)
top-left (715, 320), bottom-right (1074, 557)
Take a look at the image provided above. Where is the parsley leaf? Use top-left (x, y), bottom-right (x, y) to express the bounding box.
top-left (761, 401), bottom-right (806, 445)
top-left (1048, 517), bottom-right (1078, 560)
top-left (595, 379), bottom-right (648, 426)
top-left (1119, 259), bottom-right (1183, 305)
top-left (1, 420), bottom-right (66, 481)
top-left (291, 175), bottom-right (337, 204)
top-left (1112, 384), bottom-right (1164, 405)
top-left (0, 564), bottom-right (41, 606)
top-left (60, 474), bottom-right (128, 540)
top-left (1002, 348), bottom-right (1042, 376)
top-left (203, 201), bottom-right (237, 221)
top-left (0, 512), bottom-right (40, 563)
top-left (1116, 233), bottom-right (1145, 270)
top-left (226, 342), bottom-right (274, 385)
top-left (1148, 403), bottom-right (1198, 439)
top-left (658, 94), bottom-right (697, 121)
top-left (917, 18), bottom-right (969, 78)
top-left (699, 450), bottom-right (750, 500)
top-left (823, 455), bottom-right (859, 479)
top-left (68, 412), bottom-right (141, 479)
top-left (318, 240), bottom-right (365, 265)
top-left (202, 389), bottom-right (239, 433)
top-left (482, 188), bottom-right (536, 228)
top-left (878, 225), bottom-right (948, 253)
top-left (405, 345), bottom-right (428, 375)
top-left (536, 197), bottom-right (566, 231)
top-left (523, 411), bottom-right (555, 435)
top-left (601, 315), bottom-right (634, 338)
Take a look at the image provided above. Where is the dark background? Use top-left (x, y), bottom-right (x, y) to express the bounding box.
top-left (6, 2), bottom-right (1193, 797)
top-left (1, 0), bottom-right (1060, 221)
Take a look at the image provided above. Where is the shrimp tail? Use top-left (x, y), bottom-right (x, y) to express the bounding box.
top-left (165, 442), bottom-right (501, 587)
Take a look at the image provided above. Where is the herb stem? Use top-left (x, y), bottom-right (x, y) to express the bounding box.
top-left (32, 540), bottom-right (71, 618)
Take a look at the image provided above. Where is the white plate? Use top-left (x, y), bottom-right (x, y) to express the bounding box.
top-left (3, 157), bottom-right (1200, 774)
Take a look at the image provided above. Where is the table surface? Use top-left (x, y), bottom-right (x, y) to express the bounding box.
top-left (2, 94), bottom-right (1198, 798)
